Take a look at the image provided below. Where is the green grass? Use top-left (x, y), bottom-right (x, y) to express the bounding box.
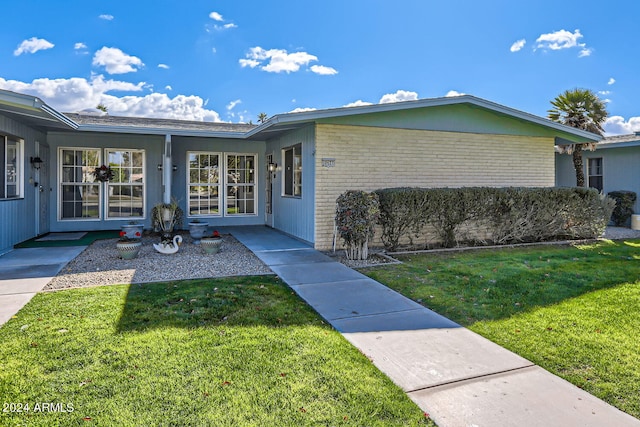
top-left (0, 276), bottom-right (433, 427)
top-left (363, 239), bottom-right (640, 418)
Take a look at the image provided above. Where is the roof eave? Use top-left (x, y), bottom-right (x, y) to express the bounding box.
top-left (75, 124), bottom-right (247, 138)
top-left (247, 95), bottom-right (602, 142)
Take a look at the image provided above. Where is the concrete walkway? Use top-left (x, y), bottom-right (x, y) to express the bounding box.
top-left (227, 226), bottom-right (640, 427)
top-left (0, 246), bottom-right (86, 325)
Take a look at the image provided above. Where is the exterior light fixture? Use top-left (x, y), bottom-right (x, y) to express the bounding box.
top-left (30, 156), bottom-right (44, 170)
top-left (268, 162), bottom-right (278, 172)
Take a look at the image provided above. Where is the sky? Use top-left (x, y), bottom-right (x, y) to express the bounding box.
top-left (1, 0), bottom-right (639, 135)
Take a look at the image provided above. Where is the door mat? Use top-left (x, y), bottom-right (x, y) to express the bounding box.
top-left (36, 232), bottom-right (88, 241)
top-left (15, 231), bottom-right (120, 248)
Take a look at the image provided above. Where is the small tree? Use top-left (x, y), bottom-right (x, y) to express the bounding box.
top-left (257, 112), bottom-right (268, 123)
top-left (335, 190), bottom-right (380, 260)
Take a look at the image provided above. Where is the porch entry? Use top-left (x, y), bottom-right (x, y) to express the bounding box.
top-left (265, 153), bottom-right (274, 227)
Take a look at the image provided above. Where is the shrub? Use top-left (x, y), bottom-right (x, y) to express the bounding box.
top-left (608, 191), bottom-right (637, 226)
top-left (335, 190), bottom-right (380, 260)
top-left (374, 187), bottom-right (615, 250)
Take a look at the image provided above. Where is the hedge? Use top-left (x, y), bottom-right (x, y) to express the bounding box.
top-left (608, 191), bottom-right (637, 226)
top-left (374, 187), bottom-right (615, 251)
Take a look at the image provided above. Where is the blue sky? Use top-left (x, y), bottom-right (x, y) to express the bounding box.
top-left (1, 0), bottom-right (638, 134)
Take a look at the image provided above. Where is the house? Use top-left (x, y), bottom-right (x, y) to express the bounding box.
top-left (556, 132), bottom-right (640, 214)
top-left (0, 89), bottom-right (600, 254)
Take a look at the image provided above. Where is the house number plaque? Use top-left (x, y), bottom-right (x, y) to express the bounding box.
top-left (321, 158), bottom-right (336, 168)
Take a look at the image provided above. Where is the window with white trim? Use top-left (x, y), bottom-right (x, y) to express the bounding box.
top-left (587, 157), bottom-right (603, 192)
top-left (1, 135), bottom-right (22, 199)
top-left (187, 152), bottom-right (221, 216)
top-left (60, 148), bottom-right (101, 219)
top-left (283, 143), bottom-right (302, 197)
top-left (106, 149), bottom-right (144, 218)
top-left (225, 154), bottom-right (256, 215)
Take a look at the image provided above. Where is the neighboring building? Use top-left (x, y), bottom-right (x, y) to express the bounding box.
top-left (1, 89), bottom-right (599, 254)
top-left (556, 133), bottom-right (640, 214)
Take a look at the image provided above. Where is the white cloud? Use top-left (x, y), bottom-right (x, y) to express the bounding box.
top-left (578, 47), bottom-right (593, 57)
top-left (0, 75), bottom-right (221, 122)
top-left (510, 39), bottom-right (526, 52)
top-left (209, 12), bottom-right (223, 21)
top-left (74, 42), bottom-right (87, 50)
top-left (598, 90), bottom-right (611, 96)
top-left (310, 65), bottom-right (338, 75)
top-left (343, 100), bottom-right (373, 108)
top-left (158, 64), bottom-right (169, 69)
top-left (445, 90), bottom-right (465, 97)
top-left (13, 37), bottom-right (55, 56)
top-left (289, 107), bottom-right (317, 113)
top-left (212, 47), bottom-right (217, 54)
top-left (604, 116), bottom-right (640, 136)
top-left (608, 77), bottom-right (616, 85)
top-left (92, 47), bottom-right (144, 74)
top-left (239, 46), bottom-right (318, 73)
top-left (379, 90), bottom-right (418, 104)
top-left (99, 14), bottom-right (114, 21)
top-left (535, 29), bottom-right (591, 57)
top-left (165, 85), bottom-right (172, 91)
top-left (223, 23), bottom-right (237, 29)
top-left (226, 99), bottom-right (242, 110)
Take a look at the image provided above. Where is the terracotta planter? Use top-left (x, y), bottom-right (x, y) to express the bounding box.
top-left (188, 222), bottom-right (208, 244)
top-left (201, 237), bottom-right (223, 254)
top-left (116, 240), bottom-right (142, 260)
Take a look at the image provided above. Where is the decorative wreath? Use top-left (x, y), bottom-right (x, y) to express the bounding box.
top-left (92, 165), bottom-right (115, 182)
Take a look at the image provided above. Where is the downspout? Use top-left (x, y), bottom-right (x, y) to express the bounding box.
top-left (163, 134), bottom-right (172, 204)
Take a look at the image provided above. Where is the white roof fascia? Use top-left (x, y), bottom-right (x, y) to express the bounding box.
top-left (245, 95), bottom-right (601, 142)
top-left (0, 89), bottom-right (78, 129)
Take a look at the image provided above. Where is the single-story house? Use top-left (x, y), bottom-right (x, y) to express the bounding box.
top-left (556, 132), bottom-right (640, 214)
top-left (1, 88), bottom-right (600, 254)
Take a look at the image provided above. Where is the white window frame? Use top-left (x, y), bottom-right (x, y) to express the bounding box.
top-left (224, 152), bottom-right (258, 216)
top-left (587, 157), bottom-right (603, 192)
top-left (282, 143), bottom-right (302, 198)
top-left (186, 151), bottom-right (222, 217)
top-left (1, 135), bottom-right (23, 199)
top-left (105, 148), bottom-right (146, 220)
top-left (58, 147), bottom-right (102, 221)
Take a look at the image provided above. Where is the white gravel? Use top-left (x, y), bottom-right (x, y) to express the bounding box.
top-left (44, 233), bottom-right (273, 290)
top-left (602, 226), bottom-right (640, 240)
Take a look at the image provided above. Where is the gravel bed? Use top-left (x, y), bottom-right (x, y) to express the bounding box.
top-left (44, 233), bottom-right (272, 290)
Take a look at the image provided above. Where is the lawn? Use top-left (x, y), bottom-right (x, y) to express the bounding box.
top-left (0, 276), bottom-right (433, 426)
top-left (363, 239), bottom-right (640, 419)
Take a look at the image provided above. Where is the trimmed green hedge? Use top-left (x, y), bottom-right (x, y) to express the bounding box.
top-left (374, 187), bottom-right (615, 250)
top-left (608, 191), bottom-right (637, 226)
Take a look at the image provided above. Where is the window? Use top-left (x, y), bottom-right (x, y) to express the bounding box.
top-left (106, 149), bottom-right (144, 218)
top-left (587, 158), bottom-right (603, 192)
top-left (283, 143), bottom-right (302, 197)
top-left (1, 136), bottom-right (22, 199)
top-left (225, 154), bottom-right (256, 215)
top-left (187, 152), bottom-right (221, 216)
top-left (60, 148), bottom-right (101, 219)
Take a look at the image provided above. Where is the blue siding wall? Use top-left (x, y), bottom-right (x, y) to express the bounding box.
top-left (265, 125), bottom-right (315, 243)
top-left (0, 114), bottom-right (47, 253)
top-left (556, 147), bottom-right (640, 213)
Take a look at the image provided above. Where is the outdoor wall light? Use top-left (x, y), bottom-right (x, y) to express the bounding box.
top-left (30, 156), bottom-right (44, 170)
top-left (157, 164), bottom-right (163, 171)
top-left (268, 162), bottom-right (278, 172)
top-left (172, 165), bottom-right (178, 172)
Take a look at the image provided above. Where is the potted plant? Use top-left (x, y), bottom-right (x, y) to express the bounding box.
top-left (121, 221), bottom-right (143, 240)
top-left (116, 230), bottom-right (142, 259)
top-left (188, 219), bottom-right (208, 244)
top-left (151, 199), bottom-right (183, 241)
top-left (201, 230), bottom-right (223, 254)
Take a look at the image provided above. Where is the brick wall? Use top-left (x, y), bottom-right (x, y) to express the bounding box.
top-left (314, 123), bottom-right (555, 250)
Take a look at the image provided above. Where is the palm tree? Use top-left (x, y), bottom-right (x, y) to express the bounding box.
top-left (257, 112), bottom-right (268, 123)
top-left (548, 88), bottom-right (608, 187)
